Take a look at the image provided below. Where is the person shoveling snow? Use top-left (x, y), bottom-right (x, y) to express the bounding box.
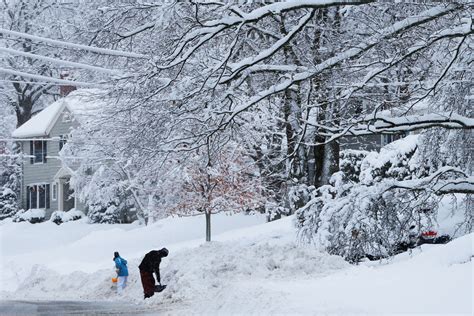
top-left (139, 248), bottom-right (169, 299)
top-left (113, 251), bottom-right (129, 294)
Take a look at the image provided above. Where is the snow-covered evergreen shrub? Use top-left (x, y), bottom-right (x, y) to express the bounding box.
top-left (50, 209), bottom-right (85, 225)
top-left (265, 204), bottom-right (291, 221)
top-left (71, 165), bottom-right (135, 224)
top-left (0, 146), bottom-right (21, 220)
top-left (339, 150), bottom-right (369, 183)
top-left (13, 209), bottom-right (45, 224)
top-left (296, 136), bottom-right (441, 261)
top-left (359, 135), bottom-right (427, 184)
top-left (265, 183), bottom-right (314, 221)
top-left (87, 202), bottom-right (121, 224)
top-left (0, 188), bottom-right (19, 220)
top-left (289, 184), bottom-right (314, 212)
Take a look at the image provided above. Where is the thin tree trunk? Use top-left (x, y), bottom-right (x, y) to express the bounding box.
top-left (320, 140), bottom-right (340, 186)
top-left (205, 212), bottom-right (211, 242)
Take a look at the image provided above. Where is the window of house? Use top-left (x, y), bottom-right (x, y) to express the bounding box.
top-left (382, 134), bottom-right (395, 146)
top-left (62, 112), bottom-right (73, 122)
top-left (52, 183), bottom-right (58, 201)
top-left (30, 140), bottom-right (47, 164)
top-left (59, 135), bottom-right (67, 151)
top-left (26, 184), bottom-right (50, 209)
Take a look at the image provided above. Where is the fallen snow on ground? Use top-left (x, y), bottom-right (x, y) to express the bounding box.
top-left (1, 213), bottom-right (472, 315)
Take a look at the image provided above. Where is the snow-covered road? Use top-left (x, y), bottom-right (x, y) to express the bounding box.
top-left (0, 300), bottom-right (165, 315)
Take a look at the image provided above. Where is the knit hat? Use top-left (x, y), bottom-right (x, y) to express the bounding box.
top-left (160, 248), bottom-right (169, 257)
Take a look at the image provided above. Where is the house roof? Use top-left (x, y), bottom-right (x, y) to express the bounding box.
top-left (12, 89), bottom-right (105, 138)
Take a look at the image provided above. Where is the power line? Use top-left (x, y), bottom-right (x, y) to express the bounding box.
top-left (0, 28), bottom-right (146, 59)
top-left (0, 46), bottom-right (120, 75)
top-left (0, 68), bottom-right (101, 87)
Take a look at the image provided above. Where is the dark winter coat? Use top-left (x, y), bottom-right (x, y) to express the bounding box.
top-left (138, 249), bottom-right (168, 283)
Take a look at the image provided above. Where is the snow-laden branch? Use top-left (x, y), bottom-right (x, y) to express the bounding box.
top-left (386, 166), bottom-right (474, 194)
top-left (353, 112), bottom-right (474, 134)
top-left (222, 10), bottom-right (315, 83)
top-left (0, 47), bottom-right (120, 75)
top-left (221, 4), bottom-right (459, 125)
top-left (205, 0), bottom-right (373, 27)
top-left (0, 27), bottom-right (146, 58)
top-left (341, 19), bottom-right (474, 100)
top-left (301, 112), bottom-right (473, 146)
top-left (161, 0), bottom-right (371, 68)
top-left (118, 22), bottom-right (156, 38)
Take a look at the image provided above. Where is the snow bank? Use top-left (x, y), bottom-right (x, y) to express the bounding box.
top-left (1, 213), bottom-right (471, 315)
top-left (12, 208), bottom-right (45, 223)
top-left (161, 237), bottom-right (347, 305)
top-left (50, 209), bottom-right (85, 225)
top-left (0, 213), bottom-right (266, 293)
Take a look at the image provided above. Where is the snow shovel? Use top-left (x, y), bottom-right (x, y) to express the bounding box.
top-left (154, 284), bottom-right (167, 292)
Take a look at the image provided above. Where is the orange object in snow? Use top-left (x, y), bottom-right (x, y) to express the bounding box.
top-left (112, 277), bottom-right (118, 283)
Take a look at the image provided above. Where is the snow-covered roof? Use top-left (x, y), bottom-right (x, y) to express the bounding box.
top-left (12, 89), bottom-right (104, 138)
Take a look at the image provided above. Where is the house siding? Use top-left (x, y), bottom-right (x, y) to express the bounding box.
top-left (340, 134), bottom-right (382, 152)
top-left (20, 109), bottom-right (84, 218)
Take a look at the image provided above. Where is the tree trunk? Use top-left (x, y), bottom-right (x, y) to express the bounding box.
top-left (205, 212), bottom-right (211, 242)
top-left (15, 95), bottom-right (34, 127)
top-left (320, 140), bottom-right (340, 186)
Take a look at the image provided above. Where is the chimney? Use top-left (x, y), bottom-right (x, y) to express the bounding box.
top-left (60, 71), bottom-right (77, 97)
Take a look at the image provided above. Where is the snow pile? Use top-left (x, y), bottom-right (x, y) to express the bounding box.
top-left (12, 208), bottom-right (45, 223)
top-left (50, 209), bottom-right (85, 225)
top-left (0, 212), bottom-right (267, 293)
top-left (161, 238), bottom-right (348, 304)
top-left (1, 213), bottom-right (472, 314)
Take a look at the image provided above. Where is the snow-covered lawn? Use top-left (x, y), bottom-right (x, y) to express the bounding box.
top-left (0, 213), bottom-right (472, 315)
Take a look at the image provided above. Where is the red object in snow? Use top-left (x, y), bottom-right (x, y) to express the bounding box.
top-left (421, 231), bottom-right (437, 238)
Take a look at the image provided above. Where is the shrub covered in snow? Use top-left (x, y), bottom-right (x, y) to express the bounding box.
top-left (87, 202), bottom-right (124, 224)
top-left (70, 165), bottom-right (135, 224)
top-left (359, 135), bottom-right (428, 185)
top-left (0, 187), bottom-right (19, 220)
top-left (339, 149), bottom-right (369, 183)
top-left (50, 209), bottom-right (85, 225)
top-left (266, 183), bottom-right (314, 221)
top-left (296, 135), bottom-right (447, 262)
top-left (13, 208), bottom-right (46, 224)
top-left (0, 146), bottom-right (21, 220)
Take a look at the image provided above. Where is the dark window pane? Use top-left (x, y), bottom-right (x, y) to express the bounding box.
top-left (39, 185), bottom-right (46, 208)
top-left (30, 142), bottom-right (34, 164)
top-left (59, 135), bottom-right (67, 151)
top-left (43, 141), bottom-right (47, 163)
top-left (34, 141), bottom-right (43, 163)
top-left (46, 184), bottom-right (50, 209)
top-left (26, 186), bottom-right (31, 209)
top-left (30, 186), bottom-right (38, 209)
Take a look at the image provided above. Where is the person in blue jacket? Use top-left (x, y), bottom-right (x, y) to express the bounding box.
top-left (113, 251), bottom-right (129, 294)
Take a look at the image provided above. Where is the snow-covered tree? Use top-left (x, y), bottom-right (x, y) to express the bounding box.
top-left (0, 99), bottom-right (20, 220)
top-left (91, 2), bottom-right (473, 216)
top-left (161, 141), bottom-right (264, 241)
top-left (296, 134), bottom-right (472, 261)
